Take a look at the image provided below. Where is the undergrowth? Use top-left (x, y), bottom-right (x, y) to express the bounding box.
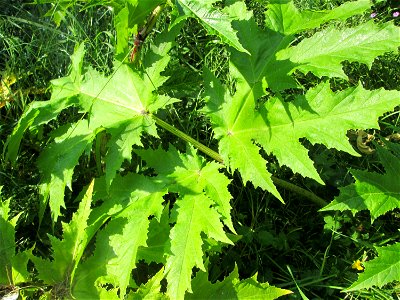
top-left (1, 0), bottom-right (400, 299)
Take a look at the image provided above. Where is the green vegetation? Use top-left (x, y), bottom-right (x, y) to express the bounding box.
top-left (1, 0), bottom-right (399, 299)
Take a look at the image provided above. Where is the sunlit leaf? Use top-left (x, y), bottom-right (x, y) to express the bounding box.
top-left (345, 243), bottom-right (400, 291)
top-left (320, 146), bottom-right (400, 221)
top-left (174, 0), bottom-right (248, 53)
top-left (265, 0), bottom-right (370, 35)
top-left (278, 21), bottom-right (400, 78)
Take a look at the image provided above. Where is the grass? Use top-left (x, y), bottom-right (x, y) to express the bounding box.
top-left (1, 0), bottom-right (400, 299)
top-left (0, 0), bottom-right (115, 253)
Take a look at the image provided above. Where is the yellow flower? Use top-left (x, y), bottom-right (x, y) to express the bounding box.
top-left (352, 259), bottom-right (364, 271)
top-left (0, 73), bottom-right (17, 108)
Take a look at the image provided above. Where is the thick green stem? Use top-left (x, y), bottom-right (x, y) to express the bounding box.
top-left (270, 177), bottom-right (328, 207)
top-left (152, 114), bottom-right (222, 161)
top-left (151, 114), bottom-right (328, 207)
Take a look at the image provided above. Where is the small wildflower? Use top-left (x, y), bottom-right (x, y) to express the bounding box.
top-left (370, 12), bottom-right (377, 18)
top-left (351, 260), bottom-right (364, 271)
top-left (393, 11), bottom-right (400, 18)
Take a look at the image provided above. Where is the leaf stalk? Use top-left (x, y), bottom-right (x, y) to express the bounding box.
top-left (151, 114), bottom-right (223, 162)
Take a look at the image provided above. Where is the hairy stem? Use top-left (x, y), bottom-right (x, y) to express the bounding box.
top-left (152, 114), bottom-right (222, 161)
top-left (152, 114), bottom-right (328, 207)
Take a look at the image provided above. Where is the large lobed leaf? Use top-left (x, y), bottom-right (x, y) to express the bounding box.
top-left (95, 186), bottom-right (165, 298)
top-left (6, 1), bottom-right (400, 298)
top-left (6, 27), bottom-right (178, 222)
top-left (345, 243), bottom-right (400, 292)
top-left (205, 70), bottom-right (400, 201)
top-left (204, 1), bottom-right (400, 199)
top-left (137, 146), bottom-right (233, 300)
top-left (72, 222), bottom-right (120, 300)
top-left (136, 145), bottom-right (235, 232)
top-left (320, 146), bottom-right (400, 221)
top-left (5, 44), bottom-right (90, 222)
top-left (73, 146), bottom-right (234, 300)
top-left (166, 193), bottom-right (231, 299)
top-left (72, 174), bottom-right (167, 299)
top-left (225, 1), bottom-right (400, 92)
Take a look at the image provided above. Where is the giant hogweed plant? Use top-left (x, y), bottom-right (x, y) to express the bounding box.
top-left (2, 0), bottom-right (400, 299)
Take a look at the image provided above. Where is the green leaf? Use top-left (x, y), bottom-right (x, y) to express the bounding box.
top-left (198, 162), bottom-right (235, 233)
top-left (188, 264), bottom-right (292, 299)
top-left (254, 84), bottom-right (400, 165)
top-left (137, 146), bottom-right (233, 299)
top-left (78, 60), bottom-right (176, 187)
top-left (115, 4), bottom-right (131, 58)
top-left (127, 268), bottom-right (168, 300)
top-left (5, 44), bottom-right (88, 222)
top-left (166, 192), bottom-right (232, 300)
top-left (88, 34), bottom-right (175, 184)
top-left (72, 224), bottom-right (120, 300)
top-left (205, 69), bottom-right (400, 199)
top-left (127, 0), bottom-right (164, 27)
top-left (104, 25), bottom-right (181, 186)
top-left (137, 206), bottom-right (170, 263)
top-left (42, 0), bottom-right (72, 27)
top-left (265, 0), bottom-right (370, 35)
top-left (104, 119), bottom-right (146, 188)
top-left (142, 23), bottom-right (182, 89)
top-left (0, 199), bottom-right (17, 284)
top-left (84, 173), bottom-right (167, 241)
top-left (277, 21), bottom-right (400, 78)
top-left (5, 43), bottom-right (85, 163)
top-left (10, 34), bottom-right (177, 221)
top-left (204, 63), bottom-right (283, 202)
top-left (225, 1), bottom-right (296, 92)
top-left (383, 140), bottom-right (400, 158)
top-left (37, 121), bottom-right (95, 222)
top-left (79, 65), bottom-right (157, 126)
top-left (320, 146), bottom-right (400, 221)
top-left (10, 250), bottom-right (31, 285)
top-left (73, 174), bottom-right (167, 299)
top-left (137, 145), bottom-right (235, 232)
top-left (345, 243), bottom-right (400, 292)
top-left (101, 190), bottom-right (165, 298)
top-left (174, 0), bottom-right (248, 53)
top-left (32, 179), bottom-right (94, 285)
top-left (0, 193), bottom-right (31, 285)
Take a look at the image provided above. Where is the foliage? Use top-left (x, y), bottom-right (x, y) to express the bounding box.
top-left (0, 190), bottom-right (30, 286)
top-left (321, 145), bottom-right (400, 221)
top-left (345, 242), bottom-right (400, 292)
top-left (188, 264), bottom-right (292, 299)
top-left (320, 143), bottom-right (400, 294)
top-left (2, 0), bottom-right (400, 299)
